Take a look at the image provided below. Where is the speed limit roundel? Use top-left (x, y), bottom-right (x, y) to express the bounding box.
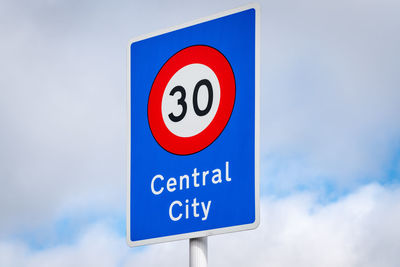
top-left (148, 45), bottom-right (235, 155)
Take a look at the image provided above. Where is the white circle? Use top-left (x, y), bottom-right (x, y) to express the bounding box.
top-left (161, 63), bottom-right (221, 137)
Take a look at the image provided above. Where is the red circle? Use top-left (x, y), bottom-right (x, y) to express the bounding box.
top-left (148, 45), bottom-right (235, 155)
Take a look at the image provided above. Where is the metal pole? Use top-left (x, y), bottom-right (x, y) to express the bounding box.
top-left (189, 237), bottom-right (208, 267)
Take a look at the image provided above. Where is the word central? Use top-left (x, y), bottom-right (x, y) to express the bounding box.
top-left (150, 161), bottom-right (232, 222)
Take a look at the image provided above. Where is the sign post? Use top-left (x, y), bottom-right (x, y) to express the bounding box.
top-left (190, 237), bottom-right (207, 267)
top-left (127, 4), bottom-right (260, 258)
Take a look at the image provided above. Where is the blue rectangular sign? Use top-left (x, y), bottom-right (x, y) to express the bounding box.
top-left (127, 4), bottom-right (260, 246)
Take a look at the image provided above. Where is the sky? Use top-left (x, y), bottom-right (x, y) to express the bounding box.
top-left (1, 0), bottom-right (400, 266)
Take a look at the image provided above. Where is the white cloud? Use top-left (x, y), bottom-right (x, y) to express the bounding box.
top-left (260, 0), bottom-right (400, 190)
top-left (209, 183), bottom-right (400, 267)
top-left (0, 223), bottom-right (129, 267)
top-left (1, 183), bottom-right (399, 266)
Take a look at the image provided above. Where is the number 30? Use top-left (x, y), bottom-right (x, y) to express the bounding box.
top-left (168, 79), bottom-right (214, 122)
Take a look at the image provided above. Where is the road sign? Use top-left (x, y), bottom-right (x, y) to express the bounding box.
top-left (127, 4), bottom-right (260, 247)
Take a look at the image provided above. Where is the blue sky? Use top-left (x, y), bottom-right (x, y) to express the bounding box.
top-left (1, 0), bottom-right (399, 266)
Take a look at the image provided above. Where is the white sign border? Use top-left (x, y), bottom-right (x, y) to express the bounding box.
top-left (127, 3), bottom-right (260, 247)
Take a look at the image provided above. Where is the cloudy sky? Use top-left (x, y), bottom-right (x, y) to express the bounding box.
top-left (1, 0), bottom-right (399, 266)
